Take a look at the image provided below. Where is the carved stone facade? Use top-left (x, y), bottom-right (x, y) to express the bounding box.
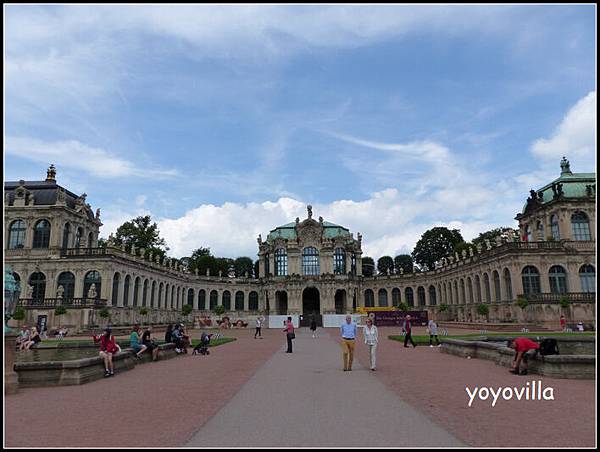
top-left (4, 162), bottom-right (596, 330)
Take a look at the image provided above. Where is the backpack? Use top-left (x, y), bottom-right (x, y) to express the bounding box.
top-left (539, 338), bottom-right (559, 357)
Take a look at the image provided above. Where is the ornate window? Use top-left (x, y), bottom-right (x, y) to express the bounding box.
top-left (405, 287), bottom-right (414, 307)
top-left (522, 266), bottom-right (541, 295)
top-left (334, 248), bottom-right (346, 274)
top-left (8, 220), bottom-right (26, 249)
top-left (29, 272), bottom-right (46, 303)
top-left (123, 276), bottom-right (131, 306)
top-left (302, 247), bottom-right (320, 276)
top-left (112, 273), bottom-right (120, 305)
top-left (274, 248), bottom-right (288, 276)
top-left (264, 253), bottom-right (270, 276)
top-left (151, 281), bottom-right (156, 307)
top-left (483, 273), bottom-right (491, 302)
top-left (475, 275), bottom-right (482, 302)
top-left (579, 265), bottom-right (595, 293)
top-left (551, 214), bottom-right (560, 240)
top-left (198, 289), bottom-right (206, 310)
top-left (536, 221), bottom-right (545, 241)
top-left (235, 291), bottom-right (244, 311)
top-left (429, 286), bottom-right (437, 306)
top-left (503, 269), bottom-right (513, 300)
top-left (75, 227), bottom-right (83, 248)
top-left (133, 277), bottom-right (141, 306)
top-left (62, 223), bottom-right (71, 250)
top-left (222, 291), bottom-right (231, 310)
top-left (571, 212), bottom-right (591, 241)
top-left (88, 232), bottom-right (94, 249)
top-left (524, 225), bottom-right (532, 242)
top-left (460, 280), bottom-right (466, 304)
top-left (142, 280), bottom-right (149, 306)
top-left (210, 290), bottom-right (218, 310)
top-left (33, 220), bottom-right (51, 248)
top-left (392, 288), bottom-right (401, 305)
top-left (467, 277), bottom-right (474, 303)
top-left (351, 253), bottom-right (357, 275)
top-left (378, 288), bottom-right (388, 307)
top-left (57, 272), bottom-right (75, 301)
top-left (84, 271), bottom-right (102, 300)
top-left (187, 288), bottom-right (194, 307)
top-left (493, 271), bottom-right (501, 301)
top-left (364, 289), bottom-right (375, 307)
top-left (249, 291), bottom-right (259, 311)
top-left (549, 265), bottom-right (568, 294)
top-left (418, 286), bottom-right (426, 306)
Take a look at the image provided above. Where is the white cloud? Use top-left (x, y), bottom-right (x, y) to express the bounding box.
top-left (5, 136), bottom-right (178, 179)
top-left (531, 91), bottom-right (596, 169)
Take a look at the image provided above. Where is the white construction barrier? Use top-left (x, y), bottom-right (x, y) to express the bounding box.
top-left (322, 314), bottom-right (364, 328)
top-left (267, 315), bottom-right (299, 329)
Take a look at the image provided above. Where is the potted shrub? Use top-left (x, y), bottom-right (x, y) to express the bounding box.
top-left (476, 304), bottom-right (489, 322)
top-left (516, 298), bottom-right (529, 310)
top-left (54, 305), bottom-right (67, 317)
top-left (396, 302), bottom-right (409, 313)
top-left (12, 307), bottom-right (26, 322)
top-left (214, 305), bottom-right (226, 316)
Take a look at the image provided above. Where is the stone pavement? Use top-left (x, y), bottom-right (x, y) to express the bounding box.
top-left (186, 329), bottom-right (464, 447)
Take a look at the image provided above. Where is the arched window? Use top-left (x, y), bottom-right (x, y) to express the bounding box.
top-left (176, 287), bottom-right (180, 309)
top-left (483, 274), bottom-right (491, 303)
top-left (524, 225), bottom-right (532, 242)
top-left (159, 283), bottom-right (164, 308)
top-left (164, 284), bottom-right (169, 309)
top-left (222, 290), bottom-right (231, 310)
top-left (302, 247), bottom-right (320, 275)
top-left (84, 271), bottom-right (102, 300)
top-left (33, 220), bottom-right (51, 248)
top-left (453, 281), bottom-right (459, 305)
top-left (75, 227), bottom-right (83, 248)
top-left (88, 232), bottom-right (94, 249)
top-left (364, 289), bottom-right (375, 307)
top-left (249, 291), bottom-right (259, 311)
top-left (235, 291), bottom-right (244, 311)
top-left (536, 221), bottom-right (545, 241)
top-left (62, 223), bottom-right (71, 250)
top-left (429, 286), bottom-right (437, 306)
top-left (549, 265), bottom-right (568, 294)
top-left (418, 286), bottom-right (426, 306)
top-left (334, 248), bottom-right (346, 274)
top-left (460, 279), bottom-right (466, 304)
top-left (392, 288), bottom-right (401, 305)
top-left (8, 219), bottom-right (27, 249)
top-left (551, 214), bottom-right (560, 240)
top-left (151, 281), bottom-right (156, 308)
top-left (187, 288), bottom-right (194, 306)
top-left (503, 269), bottom-right (513, 300)
top-left (123, 275), bottom-right (131, 306)
top-left (405, 287), bottom-right (414, 307)
top-left (475, 275), bottom-right (482, 302)
top-left (133, 277), bottom-right (140, 306)
top-left (198, 289), bottom-right (206, 310)
top-left (493, 271), bottom-right (501, 302)
top-left (171, 286), bottom-right (175, 309)
top-left (274, 248), bottom-right (288, 276)
top-left (522, 266), bottom-right (541, 295)
top-left (467, 277), bottom-right (474, 303)
top-left (28, 272), bottom-right (46, 303)
top-left (142, 280), bottom-right (149, 306)
top-left (351, 253), bottom-right (357, 275)
top-left (264, 253), bottom-right (270, 276)
top-left (112, 273), bottom-right (120, 305)
top-left (57, 272), bottom-right (75, 301)
top-left (571, 212), bottom-right (591, 240)
top-left (579, 265), bottom-right (595, 293)
top-left (209, 290), bottom-right (218, 310)
top-left (378, 288), bottom-right (388, 307)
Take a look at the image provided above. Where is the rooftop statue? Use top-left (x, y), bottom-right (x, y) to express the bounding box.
top-left (307, 204), bottom-right (313, 219)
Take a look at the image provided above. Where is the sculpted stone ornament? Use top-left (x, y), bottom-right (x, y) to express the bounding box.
top-left (195, 269), bottom-right (199, 276)
top-left (131, 245), bottom-right (136, 255)
top-left (218, 270), bottom-right (222, 277)
top-left (307, 204), bottom-right (313, 220)
top-left (56, 285), bottom-right (65, 299)
top-left (319, 216), bottom-right (323, 225)
top-left (484, 239), bottom-right (492, 250)
top-left (245, 272), bottom-right (249, 278)
top-left (469, 247), bottom-right (474, 257)
top-left (95, 208), bottom-right (101, 220)
top-left (462, 250), bottom-right (467, 259)
top-left (476, 243), bottom-right (483, 254)
top-left (455, 252), bottom-right (460, 262)
top-left (448, 256), bottom-right (454, 264)
top-left (87, 284), bottom-right (97, 299)
top-left (206, 268), bottom-right (210, 276)
top-left (495, 237), bottom-right (502, 247)
top-left (107, 234), bottom-right (115, 246)
top-left (257, 234), bottom-right (262, 246)
top-left (399, 267), bottom-right (404, 274)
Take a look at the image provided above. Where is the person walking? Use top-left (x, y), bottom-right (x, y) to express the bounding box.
top-left (340, 315), bottom-right (357, 371)
top-left (559, 314), bottom-right (566, 332)
top-left (363, 317), bottom-right (378, 371)
top-left (283, 317), bottom-right (295, 353)
top-left (428, 318), bottom-right (441, 347)
top-left (310, 316), bottom-right (317, 338)
top-left (403, 314), bottom-right (416, 348)
top-left (254, 316), bottom-right (264, 339)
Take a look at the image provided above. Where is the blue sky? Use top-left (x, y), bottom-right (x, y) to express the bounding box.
top-left (5, 5), bottom-right (597, 259)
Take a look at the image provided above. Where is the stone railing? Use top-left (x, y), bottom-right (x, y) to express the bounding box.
top-left (18, 298), bottom-right (108, 309)
top-left (60, 247), bottom-right (110, 257)
top-left (518, 292), bottom-right (596, 304)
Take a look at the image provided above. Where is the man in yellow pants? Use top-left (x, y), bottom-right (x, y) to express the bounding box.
top-left (340, 315), bottom-right (357, 371)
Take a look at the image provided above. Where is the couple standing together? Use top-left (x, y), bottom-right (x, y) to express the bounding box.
top-left (340, 315), bottom-right (378, 372)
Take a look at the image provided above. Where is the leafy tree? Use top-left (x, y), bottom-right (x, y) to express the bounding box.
top-left (472, 227), bottom-right (518, 248)
top-left (98, 307), bottom-right (111, 319)
top-left (477, 304), bottom-right (489, 320)
top-left (114, 215), bottom-right (168, 262)
top-left (454, 241), bottom-right (474, 256)
top-left (438, 303), bottom-right (448, 313)
top-left (396, 302), bottom-right (409, 312)
top-left (362, 257), bottom-right (375, 277)
top-left (54, 305), bottom-right (67, 317)
top-left (234, 257), bottom-right (254, 278)
top-left (186, 248), bottom-right (232, 277)
top-left (182, 304), bottom-right (193, 316)
top-left (12, 307), bottom-right (26, 321)
top-left (412, 227), bottom-right (464, 270)
top-left (214, 305), bottom-right (226, 316)
top-left (394, 254), bottom-right (414, 274)
top-left (97, 237), bottom-right (107, 248)
top-left (138, 307), bottom-right (149, 316)
top-left (377, 256), bottom-right (394, 275)
top-left (516, 298), bottom-right (529, 310)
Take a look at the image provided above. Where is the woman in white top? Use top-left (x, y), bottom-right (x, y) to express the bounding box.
top-left (363, 318), bottom-right (379, 371)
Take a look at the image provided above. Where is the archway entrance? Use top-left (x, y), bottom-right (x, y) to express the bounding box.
top-left (276, 291), bottom-right (288, 315)
top-left (302, 287), bottom-right (321, 326)
top-left (335, 289), bottom-right (347, 314)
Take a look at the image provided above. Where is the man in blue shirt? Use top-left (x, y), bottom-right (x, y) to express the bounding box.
top-left (340, 315), bottom-right (357, 371)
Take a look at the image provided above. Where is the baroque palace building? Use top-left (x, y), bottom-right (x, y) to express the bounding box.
top-left (4, 159), bottom-right (596, 330)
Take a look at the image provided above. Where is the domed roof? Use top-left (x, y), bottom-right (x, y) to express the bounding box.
top-left (266, 220), bottom-right (351, 243)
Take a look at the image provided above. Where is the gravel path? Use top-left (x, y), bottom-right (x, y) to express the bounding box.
top-left (186, 329), bottom-right (464, 447)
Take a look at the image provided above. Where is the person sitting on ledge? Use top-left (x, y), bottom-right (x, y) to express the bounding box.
top-left (130, 325), bottom-right (148, 359)
top-left (17, 325), bottom-right (30, 350)
top-left (171, 324), bottom-right (187, 354)
top-left (22, 326), bottom-right (42, 350)
top-left (142, 326), bottom-right (160, 361)
top-left (507, 337), bottom-right (540, 375)
top-left (93, 327), bottom-right (118, 377)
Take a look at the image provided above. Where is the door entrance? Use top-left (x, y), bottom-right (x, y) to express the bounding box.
top-left (302, 287), bottom-right (321, 327)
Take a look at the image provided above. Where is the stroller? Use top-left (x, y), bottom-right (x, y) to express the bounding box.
top-left (192, 332), bottom-right (212, 356)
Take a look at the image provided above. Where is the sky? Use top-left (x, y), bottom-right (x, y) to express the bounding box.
top-left (4, 5), bottom-right (597, 260)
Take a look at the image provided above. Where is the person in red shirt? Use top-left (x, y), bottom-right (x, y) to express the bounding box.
top-left (507, 337), bottom-right (540, 375)
top-left (93, 327), bottom-right (118, 377)
top-left (559, 315), bottom-right (566, 331)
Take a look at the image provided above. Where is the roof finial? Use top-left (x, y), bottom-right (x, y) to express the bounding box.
top-left (307, 204), bottom-right (313, 219)
top-left (46, 164), bottom-right (56, 182)
top-left (560, 156), bottom-right (571, 175)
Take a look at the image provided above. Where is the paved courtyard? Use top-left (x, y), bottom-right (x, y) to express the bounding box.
top-left (4, 326), bottom-right (596, 448)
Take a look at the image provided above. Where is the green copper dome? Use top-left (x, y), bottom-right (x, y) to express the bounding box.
top-left (266, 221), bottom-right (351, 243)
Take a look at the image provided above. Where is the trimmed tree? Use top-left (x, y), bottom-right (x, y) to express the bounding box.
top-left (477, 304), bottom-right (489, 320)
top-left (412, 227), bottom-right (464, 270)
top-left (362, 257), bottom-right (375, 277)
top-left (394, 254), bottom-right (414, 274)
top-left (377, 256), bottom-right (394, 275)
top-left (214, 305), bottom-right (226, 316)
top-left (233, 257), bottom-right (254, 278)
